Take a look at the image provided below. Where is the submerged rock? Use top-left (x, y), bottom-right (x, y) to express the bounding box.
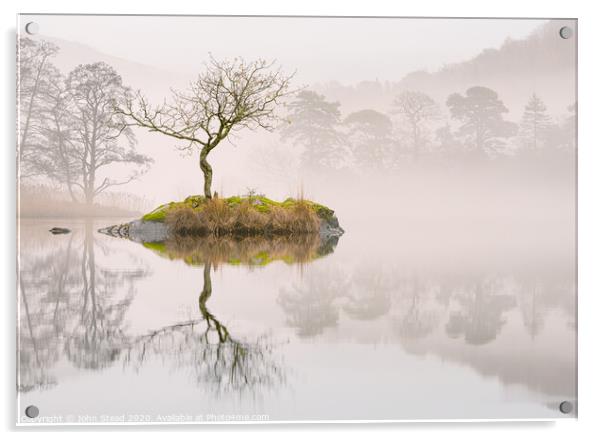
top-left (49, 227), bottom-right (71, 235)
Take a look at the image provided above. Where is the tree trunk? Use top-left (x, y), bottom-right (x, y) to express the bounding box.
top-left (20, 54), bottom-right (49, 163)
top-left (199, 262), bottom-right (212, 307)
top-left (199, 147), bottom-right (213, 199)
top-left (198, 262), bottom-right (230, 343)
top-left (84, 186), bottom-right (94, 207)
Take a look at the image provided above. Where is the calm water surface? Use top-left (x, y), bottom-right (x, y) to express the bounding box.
top-left (17, 212), bottom-right (576, 422)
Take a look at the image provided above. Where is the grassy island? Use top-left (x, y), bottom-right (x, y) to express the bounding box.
top-left (141, 195), bottom-right (339, 236)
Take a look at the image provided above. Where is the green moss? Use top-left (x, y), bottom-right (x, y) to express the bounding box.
top-left (142, 204), bottom-right (170, 222)
top-left (250, 251), bottom-right (272, 266)
top-left (142, 241), bottom-right (167, 252)
top-left (183, 195), bottom-right (205, 207)
top-left (142, 198), bottom-right (204, 222)
top-left (308, 202), bottom-right (334, 220)
top-left (141, 195), bottom-right (336, 223)
top-left (225, 196), bottom-right (243, 206)
top-left (140, 242), bottom-right (324, 268)
top-left (281, 255), bottom-right (296, 264)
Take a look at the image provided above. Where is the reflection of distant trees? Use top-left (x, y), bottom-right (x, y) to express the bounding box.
top-left (395, 271), bottom-right (576, 398)
top-left (445, 278), bottom-right (516, 345)
top-left (515, 273), bottom-right (576, 338)
top-left (18, 221), bottom-right (148, 392)
top-left (278, 268), bottom-right (348, 338)
top-left (277, 265), bottom-right (575, 349)
top-left (124, 263), bottom-right (286, 396)
top-left (397, 276), bottom-right (441, 340)
top-left (342, 268), bottom-right (395, 321)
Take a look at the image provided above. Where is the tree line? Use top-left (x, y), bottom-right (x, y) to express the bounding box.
top-left (19, 37), bottom-right (576, 203)
top-left (18, 38), bottom-right (152, 206)
top-left (280, 87), bottom-right (576, 173)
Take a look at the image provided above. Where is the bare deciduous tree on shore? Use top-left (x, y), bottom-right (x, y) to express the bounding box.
top-left (35, 70), bottom-right (82, 201)
top-left (18, 38), bottom-right (59, 179)
top-left (68, 63), bottom-right (153, 205)
top-left (18, 38), bottom-right (152, 208)
top-left (392, 90), bottom-right (439, 159)
top-left (119, 56), bottom-right (297, 198)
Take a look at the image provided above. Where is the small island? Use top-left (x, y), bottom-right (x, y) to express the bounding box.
top-left (100, 194), bottom-right (344, 244)
top-left (82, 55), bottom-right (346, 255)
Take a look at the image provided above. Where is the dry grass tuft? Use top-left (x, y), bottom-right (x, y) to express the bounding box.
top-left (164, 197), bottom-right (321, 237)
top-left (165, 205), bottom-right (206, 234)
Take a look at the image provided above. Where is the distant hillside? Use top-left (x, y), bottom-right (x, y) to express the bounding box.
top-left (398, 20), bottom-right (576, 117)
top-left (314, 20), bottom-right (576, 119)
top-left (42, 36), bottom-right (192, 101)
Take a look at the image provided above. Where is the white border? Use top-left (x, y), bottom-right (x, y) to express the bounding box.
top-left (3, 0), bottom-right (601, 437)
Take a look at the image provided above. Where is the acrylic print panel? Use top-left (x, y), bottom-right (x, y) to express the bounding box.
top-left (16, 15), bottom-right (577, 424)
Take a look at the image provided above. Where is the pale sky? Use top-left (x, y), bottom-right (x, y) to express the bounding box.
top-left (19, 15), bottom-right (544, 83)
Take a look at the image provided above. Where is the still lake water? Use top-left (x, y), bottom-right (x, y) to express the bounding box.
top-left (17, 207), bottom-right (576, 422)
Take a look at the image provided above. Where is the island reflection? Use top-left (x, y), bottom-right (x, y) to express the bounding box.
top-left (137, 233), bottom-right (340, 267)
top-left (123, 261), bottom-right (287, 397)
top-left (118, 233), bottom-right (342, 395)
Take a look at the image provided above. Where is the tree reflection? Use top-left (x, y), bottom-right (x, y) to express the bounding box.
top-left (18, 234), bottom-right (78, 391)
top-left (124, 262), bottom-right (286, 396)
top-left (398, 276), bottom-right (441, 340)
top-left (64, 222), bottom-right (144, 369)
top-left (278, 268), bottom-right (348, 338)
top-left (342, 268), bottom-right (395, 321)
top-left (515, 272), bottom-right (576, 337)
top-left (18, 221), bottom-right (148, 391)
top-left (445, 277), bottom-right (516, 345)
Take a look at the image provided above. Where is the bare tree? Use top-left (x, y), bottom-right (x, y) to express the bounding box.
top-left (119, 56), bottom-right (296, 198)
top-left (35, 70), bottom-right (82, 201)
top-left (18, 37), bottom-right (59, 179)
top-left (67, 62), bottom-right (152, 205)
top-left (392, 91), bottom-right (439, 159)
